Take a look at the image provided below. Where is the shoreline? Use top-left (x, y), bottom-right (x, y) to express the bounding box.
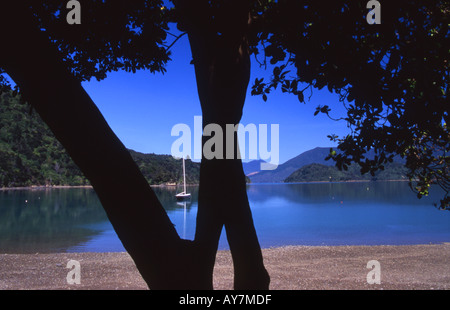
top-left (0, 185), bottom-right (94, 191)
top-left (1, 243), bottom-right (449, 290)
top-left (283, 178), bottom-right (411, 184)
top-left (0, 179), bottom-right (412, 191)
top-left (0, 184), bottom-right (188, 191)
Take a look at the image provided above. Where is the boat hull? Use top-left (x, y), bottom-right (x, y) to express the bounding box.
top-left (176, 193), bottom-right (191, 200)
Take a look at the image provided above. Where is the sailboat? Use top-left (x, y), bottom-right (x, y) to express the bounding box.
top-left (175, 157), bottom-right (191, 200)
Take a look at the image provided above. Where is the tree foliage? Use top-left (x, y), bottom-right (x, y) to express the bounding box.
top-left (0, 0), bottom-right (169, 85)
top-left (248, 0), bottom-right (449, 209)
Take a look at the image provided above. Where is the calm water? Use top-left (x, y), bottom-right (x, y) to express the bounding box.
top-left (0, 182), bottom-right (449, 253)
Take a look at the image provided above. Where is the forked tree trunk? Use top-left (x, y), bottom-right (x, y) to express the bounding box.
top-left (1, 2), bottom-right (269, 290)
top-left (183, 0), bottom-right (270, 289)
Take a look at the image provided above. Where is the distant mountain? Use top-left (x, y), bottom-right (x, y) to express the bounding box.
top-left (285, 163), bottom-right (409, 183)
top-left (248, 147), bottom-right (335, 183)
top-left (284, 163), bottom-right (346, 183)
top-left (248, 147), bottom-right (406, 183)
top-left (242, 159), bottom-right (266, 176)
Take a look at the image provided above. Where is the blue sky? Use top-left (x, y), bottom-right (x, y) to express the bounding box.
top-left (82, 33), bottom-right (351, 164)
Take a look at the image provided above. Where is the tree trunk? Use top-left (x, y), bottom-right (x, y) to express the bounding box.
top-left (182, 0), bottom-right (270, 289)
top-left (1, 2), bottom-right (269, 290)
top-left (0, 3), bottom-right (205, 289)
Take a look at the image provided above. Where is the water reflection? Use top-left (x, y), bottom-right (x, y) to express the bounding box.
top-left (247, 182), bottom-right (449, 248)
top-left (247, 181), bottom-right (444, 205)
top-left (0, 186), bottom-right (200, 253)
top-left (0, 182), bottom-right (448, 253)
top-left (0, 188), bottom-right (106, 253)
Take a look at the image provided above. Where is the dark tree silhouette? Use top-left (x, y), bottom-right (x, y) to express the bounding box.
top-left (0, 0), bottom-right (448, 290)
top-left (173, 0), bottom-right (269, 289)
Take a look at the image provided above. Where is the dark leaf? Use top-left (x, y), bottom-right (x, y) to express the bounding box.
top-left (297, 91), bottom-right (304, 103)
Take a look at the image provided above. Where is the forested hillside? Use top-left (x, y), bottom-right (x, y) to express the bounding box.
top-left (0, 93), bottom-right (199, 187)
top-left (128, 150), bottom-right (200, 185)
top-left (285, 163), bottom-right (409, 183)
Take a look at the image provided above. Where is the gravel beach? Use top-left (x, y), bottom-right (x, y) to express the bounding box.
top-left (0, 243), bottom-right (449, 290)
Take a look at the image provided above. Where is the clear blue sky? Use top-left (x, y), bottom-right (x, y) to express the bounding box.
top-left (81, 33), bottom-right (350, 165)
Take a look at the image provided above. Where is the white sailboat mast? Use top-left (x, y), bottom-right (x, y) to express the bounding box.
top-left (183, 157), bottom-right (186, 194)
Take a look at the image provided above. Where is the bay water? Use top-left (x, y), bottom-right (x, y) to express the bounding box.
top-left (0, 181), bottom-right (448, 253)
